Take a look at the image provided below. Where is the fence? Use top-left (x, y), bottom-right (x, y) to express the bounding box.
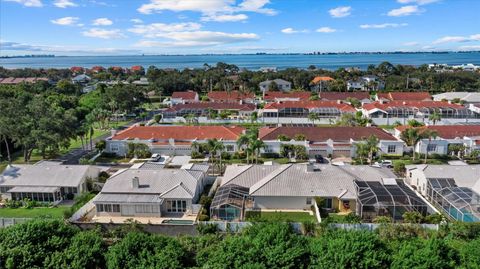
top-left (0, 218), bottom-right (31, 228)
top-left (69, 199), bottom-right (96, 222)
top-left (330, 223), bottom-right (439, 231)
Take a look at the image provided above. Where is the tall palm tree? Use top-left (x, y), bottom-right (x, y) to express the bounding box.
top-left (236, 134), bottom-right (251, 163)
top-left (249, 139), bottom-right (266, 164)
top-left (207, 139), bottom-right (225, 175)
top-left (400, 128), bottom-right (424, 161)
top-left (365, 135), bottom-right (379, 165)
top-left (428, 109), bottom-right (441, 125)
top-left (423, 130), bottom-right (438, 164)
top-left (308, 112), bottom-right (320, 125)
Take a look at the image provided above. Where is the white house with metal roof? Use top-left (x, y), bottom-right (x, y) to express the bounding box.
top-left (92, 162), bottom-right (209, 219)
top-left (0, 161), bottom-right (100, 202)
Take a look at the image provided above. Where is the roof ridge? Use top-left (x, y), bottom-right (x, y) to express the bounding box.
top-left (249, 164), bottom-right (292, 195)
top-left (221, 164), bottom-right (253, 186)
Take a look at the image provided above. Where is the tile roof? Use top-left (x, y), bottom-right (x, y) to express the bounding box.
top-left (264, 91), bottom-right (311, 101)
top-left (0, 77), bottom-right (48, 84)
top-left (207, 91), bottom-right (255, 102)
top-left (259, 126), bottom-right (397, 141)
top-left (377, 92), bottom-right (432, 101)
top-left (311, 76), bottom-right (334, 84)
top-left (395, 125), bottom-right (480, 139)
top-left (320, 92), bottom-right (371, 101)
top-left (263, 100), bottom-right (356, 112)
top-left (166, 102), bottom-right (255, 112)
top-left (433, 92), bottom-right (480, 103)
top-left (363, 101), bottom-right (465, 111)
top-left (111, 125), bottom-right (245, 141)
top-left (171, 91), bottom-right (198, 99)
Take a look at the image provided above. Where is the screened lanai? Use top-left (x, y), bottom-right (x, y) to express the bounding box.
top-left (355, 179), bottom-right (429, 222)
top-left (426, 178), bottom-right (480, 222)
top-left (210, 184), bottom-right (253, 221)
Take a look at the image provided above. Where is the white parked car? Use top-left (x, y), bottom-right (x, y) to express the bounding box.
top-left (374, 160), bottom-right (393, 168)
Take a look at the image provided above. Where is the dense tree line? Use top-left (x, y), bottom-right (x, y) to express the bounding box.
top-left (0, 82), bottom-right (147, 162)
top-left (1, 219), bottom-right (479, 269)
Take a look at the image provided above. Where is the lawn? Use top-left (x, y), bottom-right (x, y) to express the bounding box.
top-left (0, 206), bottom-right (68, 219)
top-left (245, 211), bottom-right (316, 222)
top-left (94, 155), bottom-right (130, 163)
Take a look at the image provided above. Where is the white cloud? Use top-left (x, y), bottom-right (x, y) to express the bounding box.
top-left (432, 34), bottom-right (480, 44)
top-left (458, 45), bottom-right (480, 51)
top-left (360, 23), bottom-right (408, 29)
top-left (316, 27), bottom-right (337, 33)
top-left (403, 41), bottom-right (419, 46)
top-left (128, 22), bottom-right (202, 37)
top-left (397, 0), bottom-right (440, 5)
top-left (281, 28), bottom-right (308, 34)
top-left (53, 0), bottom-right (77, 8)
top-left (201, 14), bottom-right (248, 22)
top-left (50, 16), bottom-right (80, 26)
top-left (329, 6), bottom-right (351, 18)
top-left (131, 18), bottom-right (143, 24)
top-left (134, 31), bottom-right (259, 47)
top-left (4, 0), bottom-right (42, 7)
top-left (388, 5), bottom-right (422, 16)
top-left (82, 28), bottom-right (126, 39)
top-left (137, 0), bottom-right (276, 22)
top-left (92, 18), bottom-right (113, 26)
top-left (0, 41), bottom-right (140, 55)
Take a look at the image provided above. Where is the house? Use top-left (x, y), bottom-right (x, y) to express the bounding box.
top-left (319, 92), bottom-right (372, 104)
top-left (0, 161), bottom-right (101, 203)
top-left (207, 91), bottom-right (255, 104)
top-left (405, 164), bottom-right (480, 222)
top-left (90, 66), bottom-right (105, 73)
top-left (130, 65), bottom-right (145, 75)
top-left (162, 102), bottom-right (256, 119)
top-left (433, 92), bottom-right (480, 104)
top-left (263, 91), bottom-right (311, 103)
top-left (310, 76), bottom-right (334, 92)
top-left (72, 74), bottom-right (91, 84)
top-left (259, 67), bottom-right (277, 73)
top-left (105, 125), bottom-right (246, 156)
top-left (92, 162), bottom-right (209, 220)
top-left (361, 101), bottom-right (476, 123)
top-left (211, 163), bottom-right (426, 222)
top-left (260, 100), bottom-right (356, 119)
top-left (171, 91), bottom-right (199, 105)
top-left (347, 76), bottom-right (385, 91)
top-left (394, 125), bottom-right (480, 155)
top-left (259, 126), bottom-right (404, 158)
top-left (377, 92), bottom-right (432, 102)
top-left (259, 79), bottom-right (292, 93)
top-left (132, 77), bottom-right (149, 86)
top-left (70, 66), bottom-right (84, 75)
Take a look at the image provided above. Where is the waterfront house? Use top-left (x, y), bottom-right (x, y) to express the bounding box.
top-left (171, 91), bottom-right (199, 105)
top-left (259, 79), bottom-right (292, 94)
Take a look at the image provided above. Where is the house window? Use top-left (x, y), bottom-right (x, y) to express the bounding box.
top-left (110, 144), bottom-right (119, 152)
top-left (166, 200), bottom-right (187, 212)
top-left (226, 145), bottom-right (235, 152)
top-left (97, 204), bottom-right (104, 212)
top-left (427, 144), bottom-right (437, 152)
top-left (324, 198), bottom-right (333, 209)
top-left (306, 198), bottom-right (312, 205)
top-left (387, 145), bottom-right (396, 154)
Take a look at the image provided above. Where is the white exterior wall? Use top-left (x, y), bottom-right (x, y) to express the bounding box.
top-left (416, 139), bottom-right (449, 155)
top-left (378, 140), bottom-right (404, 156)
top-left (406, 168), bottom-right (429, 196)
top-left (253, 196), bottom-right (311, 210)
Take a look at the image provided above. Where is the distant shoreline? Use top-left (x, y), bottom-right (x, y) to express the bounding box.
top-left (1, 51), bottom-right (479, 59)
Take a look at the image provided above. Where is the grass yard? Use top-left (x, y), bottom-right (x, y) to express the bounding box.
top-left (245, 211), bottom-right (316, 222)
top-left (0, 206), bottom-right (68, 219)
top-left (94, 155), bottom-right (130, 163)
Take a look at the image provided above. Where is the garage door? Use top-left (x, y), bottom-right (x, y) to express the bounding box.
top-left (332, 150), bottom-right (351, 158)
top-left (309, 149), bottom-right (328, 158)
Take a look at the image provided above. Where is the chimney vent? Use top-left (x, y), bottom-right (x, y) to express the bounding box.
top-left (132, 176), bottom-right (139, 188)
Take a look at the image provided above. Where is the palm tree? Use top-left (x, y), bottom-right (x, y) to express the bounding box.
top-left (207, 139), bottom-right (225, 175)
top-left (365, 135), bottom-right (379, 165)
top-left (400, 128), bottom-right (423, 161)
top-left (428, 109), bottom-right (441, 125)
top-left (236, 134), bottom-right (251, 163)
top-left (308, 112), bottom-right (320, 125)
top-left (423, 130), bottom-right (438, 164)
top-left (250, 111), bottom-right (258, 123)
top-left (249, 139), bottom-right (266, 164)
top-left (355, 142), bottom-right (369, 164)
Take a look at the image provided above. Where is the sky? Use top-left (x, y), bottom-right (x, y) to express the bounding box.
top-left (1, 0), bottom-right (480, 56)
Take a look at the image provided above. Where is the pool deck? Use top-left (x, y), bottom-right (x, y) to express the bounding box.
top-left (91, 214), bottom-right (197, 225)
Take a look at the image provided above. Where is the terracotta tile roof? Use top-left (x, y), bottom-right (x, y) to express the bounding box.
top-left (320, 92), bottom-right (371, 101)
top-left (264, 91), bottom-right (311, 101)
top-left (112, 125), bottom-right (245, 141)
top-left (172, 91), bottom-right (198, 99)
top-left (259, 126), bottom-right (397, 141)
top-left (363, 101), bottom-right (465, 111)
top-left (395, 125), bottom-right (480, 139)
top-left (377, 92), bottom-right (432, 101)
top-left (207, 91), bottom-right (255, 102)
top-left (131, 65), bottom-right (144, 71)
top-left (70, 66), bottom-right (84, 72)
top-left (167, 102), bottom-right (255, 112)
top-left (311, 76), bottom-right (334, 84)
top-left (91, 66), bottom-right (105, 72)
top-left (264, 100), bottom-right (356, 112)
